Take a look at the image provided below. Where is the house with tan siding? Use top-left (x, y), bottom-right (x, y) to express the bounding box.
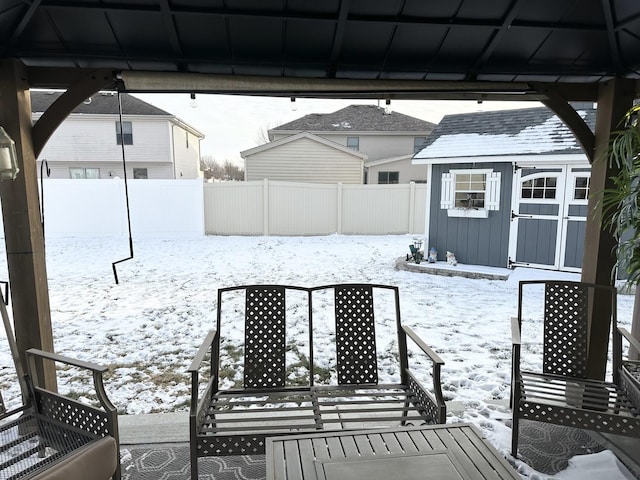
top-left (241, 132), bottom-right (366, 184)
top-left (267, 105), bottom-right (435, 184)
top-left (33, 91), bottom-right (204, 180)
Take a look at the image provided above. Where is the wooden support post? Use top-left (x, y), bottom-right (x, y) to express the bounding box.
top-left (0, 60), bottom-right (56, 390)
top-left (581, 78), bottom-right (636, 379)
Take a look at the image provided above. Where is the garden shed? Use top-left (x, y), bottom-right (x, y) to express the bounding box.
top-left (413, 105), bottom-right (597, 272)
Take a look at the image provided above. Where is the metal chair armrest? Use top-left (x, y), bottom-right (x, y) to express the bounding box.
top-left (401, 325), bottom-right (446, 421)
top-left (618, 327), bottom-right (640, 353)
top-left (402, 326), bottom-right (444, 365)
top-left (188, 329), bottom-right (217, 417)
top-left (511, 317), bottom-right (521, 346)
top-left (25, 348), bottom-right (115, 414)
top-left (26, 348), bottom-right (108, 374)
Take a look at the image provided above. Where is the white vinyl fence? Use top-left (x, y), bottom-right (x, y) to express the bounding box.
top-left (204, 180), bottom-right (426, 235)
top-left (0, 179), bottom-right (426, 237)
top-left (14, 179), bottom-right (205, 238)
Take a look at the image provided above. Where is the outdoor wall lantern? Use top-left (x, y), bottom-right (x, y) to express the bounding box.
top-left (0, 126), bottom-right (20, 181)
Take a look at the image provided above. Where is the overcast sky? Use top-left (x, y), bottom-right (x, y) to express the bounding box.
top-left (132, 93), bottom-right (541, 166)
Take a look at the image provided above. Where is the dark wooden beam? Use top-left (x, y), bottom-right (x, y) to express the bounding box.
top-left (32, 70), bottom-right (115, 157)
top-left (581, 77), bottom-right (636, 379)
top-left (0, 59), bottom-right (56, 391)
top-left (539, 88), bottom-right (595, 163)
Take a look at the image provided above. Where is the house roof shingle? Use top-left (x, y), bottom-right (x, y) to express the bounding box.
top-left (30, 91), bottom-right (170, 116)
top-left (271, 105), bottom-right (436, 133)
top-left (414, 105), bottom-right (597, 160)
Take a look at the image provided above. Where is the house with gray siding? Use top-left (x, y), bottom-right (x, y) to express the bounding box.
top-left (33, 91), bottom-right (204, 180)
top-left (413, 105), bottom-right (596, 273)
top-left (268, 105), bottom-right (435, 184)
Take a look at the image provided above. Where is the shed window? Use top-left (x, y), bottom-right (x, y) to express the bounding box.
top-left (440, 169), bottom-right (500, 218)
top-left (347, 137), bottom-right (359, 150)
top-left (378, 171), bottom-right (399, 184)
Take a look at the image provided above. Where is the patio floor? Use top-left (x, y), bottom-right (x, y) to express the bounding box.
top-left (117, 404), bottom-right (640, 479)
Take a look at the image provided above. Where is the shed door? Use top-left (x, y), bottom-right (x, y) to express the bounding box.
top-left (508, 166), bottom-right (589, 271)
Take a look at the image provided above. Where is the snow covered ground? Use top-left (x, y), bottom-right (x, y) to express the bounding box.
top-left (0, 234), bottom-right (636, 479)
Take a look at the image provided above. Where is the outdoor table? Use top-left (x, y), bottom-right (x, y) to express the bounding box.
top-left (266, 423), bottom-right (520, 480)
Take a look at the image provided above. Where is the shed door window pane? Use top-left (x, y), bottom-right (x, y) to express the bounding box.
top-left (574, 176), bottom-right (590, 200)
top-left (454, 173), bottom-right (485, 208)
top-left (378, 171), bottom-right (399, 184)
top-left (521, 177), bottom-right (556, 199)
top-left (116, 121), bottom-right (133, 145)
top-left (347, 137), bottom-right (359, 150)
top-left (133, 168), bottom-right (148, 179)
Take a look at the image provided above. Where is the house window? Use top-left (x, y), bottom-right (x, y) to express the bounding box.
top-left (347, 137), bottom-right (359, 151)
top-left (521, 176), bottom-right (557, 199)
top-left (133, 168), bottom-right (148, 179)
top-left (378, 171), bottom-right (399, 184)
top-left (115, 121), bottom-right (133, 145)
top-left (440, 169), bottom-right (501, 218)
top-left (574, 176), bottom-right (590, 200)
top-left (414, 137), bottom-right (427, 153)
top-left (69, 167), bottom-right (100, 179)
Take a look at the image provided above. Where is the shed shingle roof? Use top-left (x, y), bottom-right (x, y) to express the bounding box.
top-left (30, 91), bottom-right (170, 116)
top-left (271, 105), bottom-right (436, 133)
top-left (414, 106), bottom-right (596, 159)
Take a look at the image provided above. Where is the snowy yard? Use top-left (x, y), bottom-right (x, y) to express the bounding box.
top-left (0, 234), bottom-right (635, 479)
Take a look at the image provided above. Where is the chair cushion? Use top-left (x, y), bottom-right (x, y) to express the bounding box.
top-left (30, 436), bottom-right (117, 480)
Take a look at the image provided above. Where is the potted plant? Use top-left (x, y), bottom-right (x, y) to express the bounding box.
top-left (601, 102), bottom-right (640, 358)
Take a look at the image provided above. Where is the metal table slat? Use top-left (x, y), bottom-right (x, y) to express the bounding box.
top-left (394, 431), bottom-right (419, 453)
top-left (380, 432), bottom-right (403, 453)
top-left (339, 435), bottom-right (360, 457)
top-left (325, 437), bottom-right (345, 459)
top-left (297, 439), bottom-right (317, 480)
top-left (352, 433), bottom-right (375, 456)
top-left (283, 438), bottom-right (303, 480)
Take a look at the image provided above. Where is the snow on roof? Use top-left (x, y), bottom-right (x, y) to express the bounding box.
top-left (414, 106), bottom-right (596, 160)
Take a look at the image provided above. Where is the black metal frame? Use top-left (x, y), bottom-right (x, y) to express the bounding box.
top-left (189, 283), bottom-right (446, 480)
top-left (511, 280), bottom-right (640, 458)
top-left (0, 349), bottom-right (120, 480)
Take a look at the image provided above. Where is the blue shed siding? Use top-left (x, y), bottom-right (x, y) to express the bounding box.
top-left (429, 162), bottom-right (513, 267)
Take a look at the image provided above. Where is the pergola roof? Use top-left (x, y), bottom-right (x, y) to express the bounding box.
top-left (2, 1), bottom-right (640, 96)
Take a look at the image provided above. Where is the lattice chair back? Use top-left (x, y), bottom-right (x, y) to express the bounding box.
top-left (542, 282), bottom-right (590, 378)
top-left (243, 285), bottom-right (288, 389)
top-left (333, 284), bottom-right (379, 385)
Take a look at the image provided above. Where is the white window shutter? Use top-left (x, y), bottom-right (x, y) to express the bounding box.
top-left (440, 173), bottom-right (454, 209)
top-left (485, 171), bottom-right (501, 211)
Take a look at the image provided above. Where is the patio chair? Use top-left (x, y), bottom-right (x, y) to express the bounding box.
top-left (0, 349), bottom-right (120, 480)
top-left (189, 283), bottom-right (446, 480)
top-left (511, 280), bottom-right (640, 458)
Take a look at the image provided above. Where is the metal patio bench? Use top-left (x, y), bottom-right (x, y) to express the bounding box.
top-left (0, 349), bottom-right (120, 480)
top-left (189, 283), bottom-right (446, 480)
top-left (511, 280), bottom-right (640, 458)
